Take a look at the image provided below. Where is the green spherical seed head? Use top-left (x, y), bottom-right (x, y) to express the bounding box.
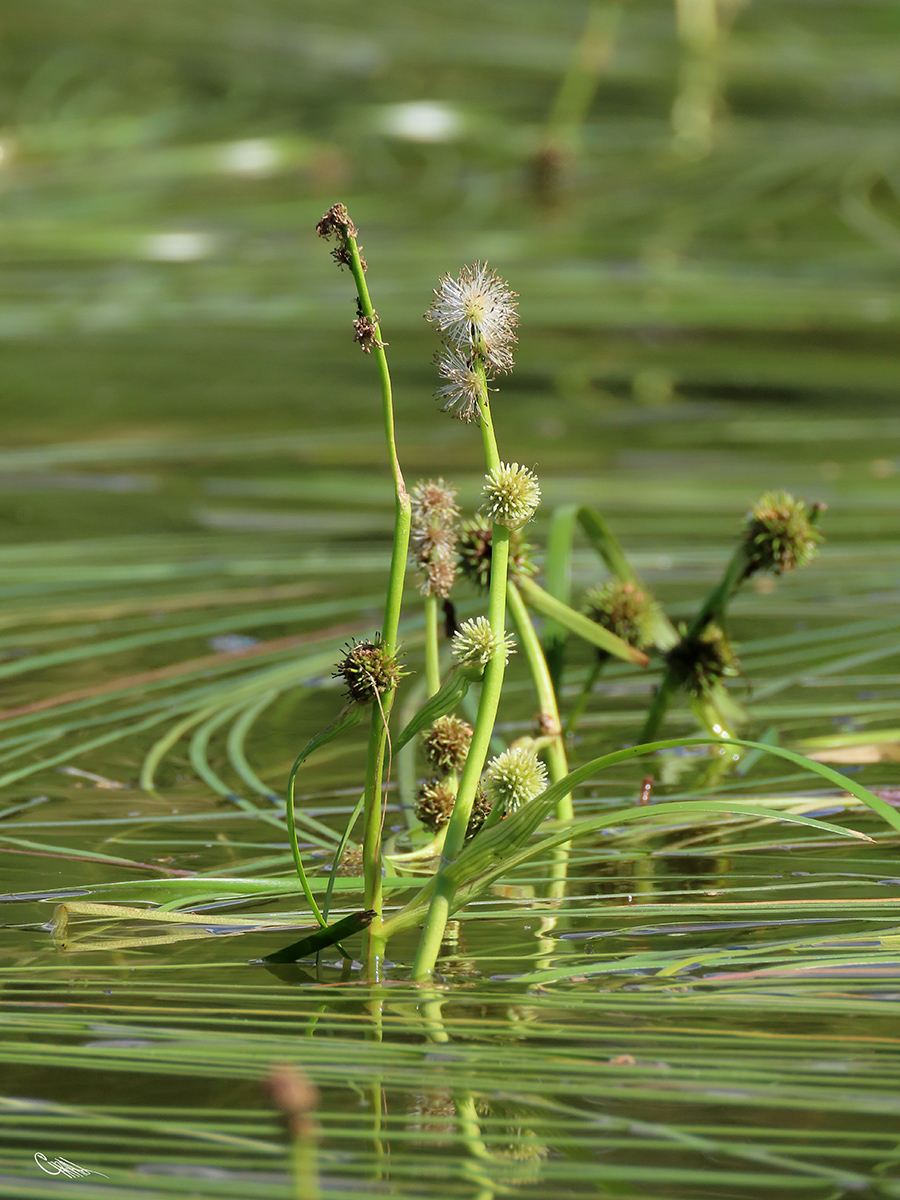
top-left (334, 637), bottom-right (405, 704)
top-left (457, 517), bottom-right (536, 591)
top-left (415, 777), bottom-right (457, 832)
top-left (582, 580), bottom-right (659, 651)
top-left (665, 624), bottom-right (739, 699)
top-left (743, 491), bottom-right (824, 576)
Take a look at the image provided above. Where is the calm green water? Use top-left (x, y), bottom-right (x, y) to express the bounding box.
top-left (1, 2), bottom-right (900, 1196)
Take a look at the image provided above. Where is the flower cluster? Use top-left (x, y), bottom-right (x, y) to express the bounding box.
top-left (426, 263), bottom-right (518, 422)
top-left (333, 636), bottom-right (406, 704)
top-left (416, 713), bottom-right (484, 836)
top-left (482, 462), bottom-right (541, 531)
top-left (414, 778), bottom-right (491, 838)
top-left (451, 616), bottom-right (516, 672)
top-left (457, 516), bottom-right (536, 592)
top-left (484, 746), bottom-right (548, 815)
top-left (582, 580), bottom-right (660, 655)
top-left (422, 714), bottom-right (473, 774)
top-left (742, 491), bottom-right (824, 577)
top-left (665, 623), bottom-right (739, 699)
top-left (409, 478), bottom-right (460, 599)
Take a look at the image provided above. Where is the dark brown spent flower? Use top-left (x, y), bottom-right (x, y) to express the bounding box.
top-left (331, 243), bottom-right (366, 272)
top-left (534, 711), bottom-right (561, 737)
top-left (334, 636), bottom-right (405, 704)
top-left (422, 714), bottom-right (474, 774)
top-left (665, 623), bottom-right (739, 699)
top-left (465, 785), bottom-right (493, 838)
top-left (353, 310), bottom-right (386, 354)
top-left (415, 777), bottom-right (456, 832)
top-left (423, 553), bottom-right (457, 600)
top-left (742, 491), bottom-right (824, 576)
top-left (457, 516), bottom-right (536, 591)
top-left (316, 202), bottom-right (357, 241)
top-left (582, 580), bottom-right (660, 653)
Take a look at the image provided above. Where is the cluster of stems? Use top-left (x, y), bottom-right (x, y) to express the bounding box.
top-left (301, 204), bottom-right (826, 982)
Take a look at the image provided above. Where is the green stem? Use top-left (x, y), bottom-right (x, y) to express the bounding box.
top-left (475, 368), bottom-right (500, 471)
top-left (564, 657), bottom-right (604, 736)
top-left (410, 390), bottom-right (508, 980)
top-left (424, 592), bottom-right (441, 697)
top-left (507, 581), bottom-right (572, 821)
top-left (640, 543), bottom-right (750, 742)
top-left (339, 231), bottom-right (411, 919)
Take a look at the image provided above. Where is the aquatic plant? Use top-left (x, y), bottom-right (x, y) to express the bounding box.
top-left (276, 205), bottom-right (900, 981)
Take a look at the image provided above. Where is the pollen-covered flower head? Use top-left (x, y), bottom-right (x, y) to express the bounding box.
top-left (742, 491), bottom-right (824, 576)
top-left (426, 262), bottom-right (518, 373)
top-left (582, 580), bottom-right (659, 652)
top-left (451, 616), bottom-right (515, 670)
top-left (482, 462), bottom-right (541, 530)
top-left (484, 746), bottom-right (548, 814)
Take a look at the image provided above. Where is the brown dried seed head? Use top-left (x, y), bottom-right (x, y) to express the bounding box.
top-left (316, 202), bottom-right (358, 241)
top-left (353, 311), bottom-right (386, 354)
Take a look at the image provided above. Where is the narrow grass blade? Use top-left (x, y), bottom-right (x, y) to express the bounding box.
top-left (392, 669), bottom-right (471, 754)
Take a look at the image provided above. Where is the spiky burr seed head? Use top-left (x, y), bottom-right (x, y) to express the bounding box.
top-left (415, 777), bottom-right (457, 832)
top-left (665, 623), bottom-right (739, 699)
top-left (426, 262), bottom-right (518, 373)
top-left (457, 516), bottom-right (536, 591)
top-left (316, 203), bottom-right (357, 241)
top-left (484, 746), bottom-right (549, 815)
top-left (582, 580), bottom-right (659, 652)
top-left (334, 637), bottom-right (405, 704)
top-left (334, 845), bottom-right (365, 876)
top-left (743, 491), bottom-right (824, 576)
top-left (465, 785), bottom-right (493, 837)
top-left (482, 462), bottom-right (541, 531)
top-left (451, 616), bottom-right (515, 670)
top-left (422, 714), bottom-right (474, 774)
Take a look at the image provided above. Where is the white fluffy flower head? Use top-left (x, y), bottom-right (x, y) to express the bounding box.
top-left (484, 746), bottom-right (548, 814)
top-left (482, 462), bottom-right (541, 530)
top-left (426, 262), bottom-right (518, 373)
top-left (451, 616), bottom-right (515, 670)
top-left (435, 346), bottom-right (482, 423)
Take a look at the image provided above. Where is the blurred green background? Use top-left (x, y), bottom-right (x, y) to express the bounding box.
top-left (1, 0), bottom-right (897, 467)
